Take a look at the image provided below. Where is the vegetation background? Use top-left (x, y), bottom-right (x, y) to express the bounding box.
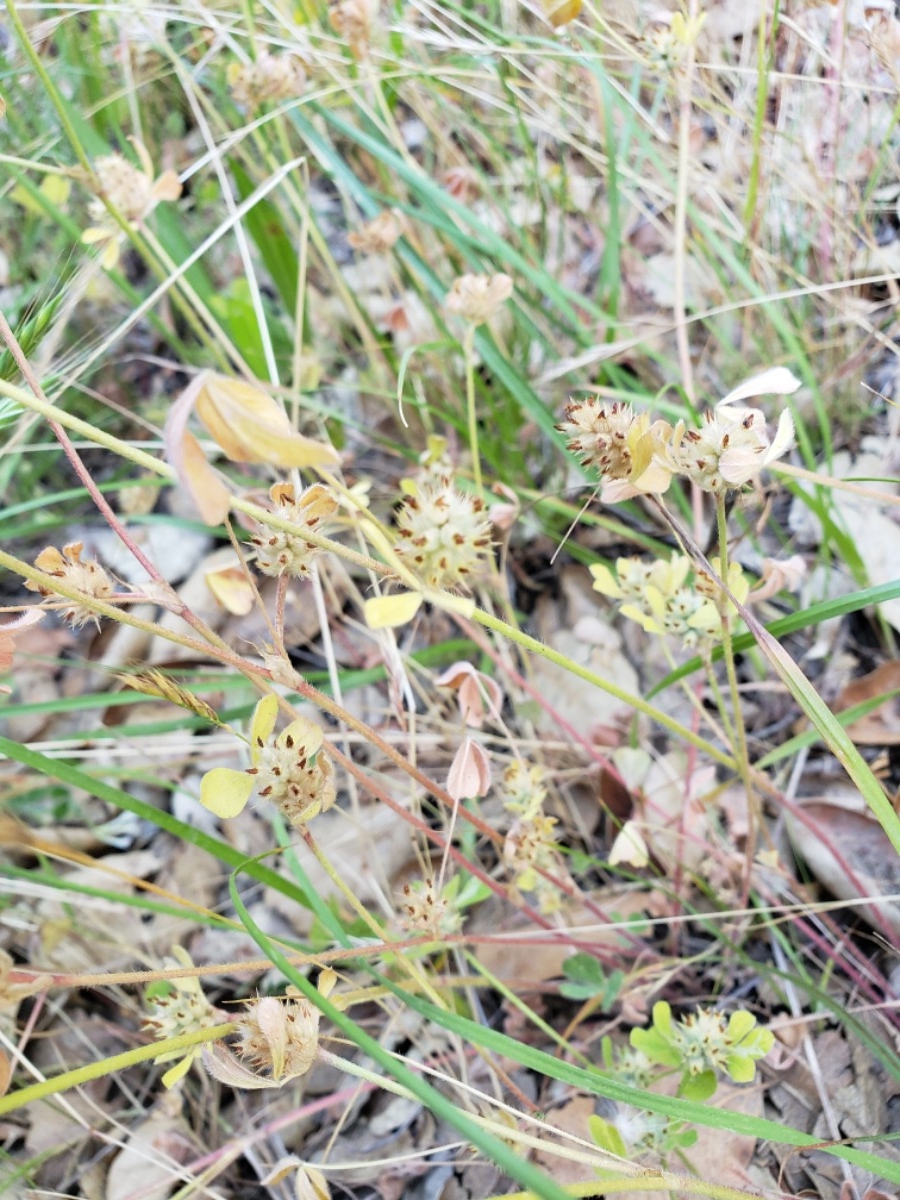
top-left (1, 0), bottom-right (900, 1197)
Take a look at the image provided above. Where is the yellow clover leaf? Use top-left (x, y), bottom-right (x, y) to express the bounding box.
top-left (199, 695), bottom-right (278, 820)
top-left (200, 767), bottom-right (255, 819)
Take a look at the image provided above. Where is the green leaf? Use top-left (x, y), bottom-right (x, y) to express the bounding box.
top-left (650, 1000), bottom-right (675, 1040)
top-left (680, 1070), bottom-right (717, 1101)
top-left (725, 1054), bottom-right (757, 1084)
top-left (563, 952), bottom-right (605, 986)
top-left (588, 1114), bottom-right (628, 1158)
top-left (230, 158), bottom-right (298, 312)
top-left (726, 1010), bottom-right (757, 1042)
top-left (379, 983), bottom-right (900, 1184)
top-left (630, 1027), bottom-right (680, 1067)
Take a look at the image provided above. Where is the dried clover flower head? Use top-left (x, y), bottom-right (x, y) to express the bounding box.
top-left (347, 209), bottom-right (407, 254)
top-left (669, 367), bottom-right (799, 493)
top-left (671, 406), bottom-right (794, 493)
top-left (394, 477), bottom-right (492, 589)
top-left (503, 814), bottom-right (563, 913)
top-left (251, 482), bottom-right (338, 578)
top-left (26, 542), bottom-right (113, 628)
top-left (400, 878), bottom-right (461, 937)
top-left (237, 995), bottom-right (320, 1081)
top-left (83, 138), bottom-right (181, 268)
top-left (330, 0), bottom-right (379, 57)
top-left (227, 52), bottom-right (306, 108)
top-left (144, 978), bottom-right (219, 1044)
top-left (445, 272), bottom-right (513, 326)
top-left (249, 716), bottom-right (337, 829)
top-left (200, 695), bottom-right (336, 827)
top-left (559, 400), bottom-right (673, 502)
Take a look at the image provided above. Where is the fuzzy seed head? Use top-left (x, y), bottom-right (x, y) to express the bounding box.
top-left (90, 153), bottom-right (157, 224)
top-left (559, 399), bottom-right (636, 477)
top-left (445, 273), bottom-right (513, 326)
top-left (348, 209), bottom-right (406, 254)
top-left (400, 878), bottom-right (460, 937)
top-left (251, 719), bottom-right (337, 829)
top-left (330, 0), bottom-right (379, 56)
top-left (227, 52), bottom-right (306, 108)
top-left (394, 478), bottom-right (492, 590)
top-left (26, 542), bottom-right (113, 628)
top-left (251, 483), bottom-right (338, 578)
top-left (669, 402), bottom-right (795, 493)
top-left (144, 982), bottom-right (219, 1043)
top-left (237, 995), bottom-right (320, 1081)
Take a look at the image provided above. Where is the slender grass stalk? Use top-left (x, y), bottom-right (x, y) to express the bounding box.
top-left (0, 1025), bottom-right (235, 1117)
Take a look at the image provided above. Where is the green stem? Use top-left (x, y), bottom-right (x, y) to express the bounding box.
top-left (6, 0), bottom-right (96, 181)
top-left (467, 607), bottom-right (736, 770)
top-left (0, 1024), bottom-right (235, 1116)
top-left (0, 372), bottom-right (730, 772)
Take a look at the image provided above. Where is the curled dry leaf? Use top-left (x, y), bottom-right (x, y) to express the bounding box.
top-left (435, 660), bottom-right (504, 728)
top-left (194, 374), bottom-right (339, 467)
top-left (205, 562), bottom-right (255, 615)
top-left (164, 371), bottom-right (339, 521)
top-left (0, 608), bottom-right (44, 685)
top-left (447, 737), bottom-right (492, 800)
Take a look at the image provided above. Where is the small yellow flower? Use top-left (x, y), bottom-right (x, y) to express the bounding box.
top-left (82, 137), bottom-right (181, 269)
top-left (200, 695), bottom-right (335, 827)
top-left (645, 9), bottom-right (707, 67)
top-left (144, 948), bottom-right (221, 1088)
top-left (504, 813), bottom-right (563, 913)
top-left (502, 761), bottom-right (548, 822)
top-left (590, 553), bottom-right (749, 647)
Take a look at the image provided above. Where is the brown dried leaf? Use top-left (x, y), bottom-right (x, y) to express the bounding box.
top-left (835, 660), bottom-right (900, 745)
